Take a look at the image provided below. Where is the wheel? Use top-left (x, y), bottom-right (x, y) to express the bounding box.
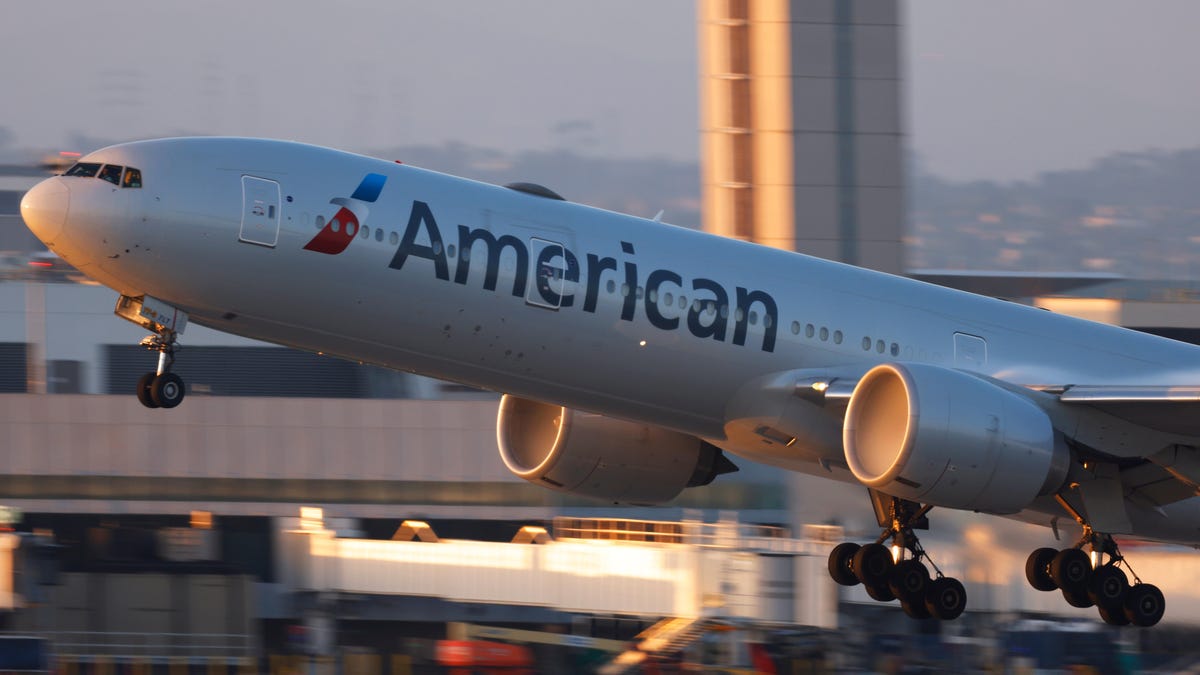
top-left (1124, 583), bottom-right (1165, 627)
top-left (851, 543), bottom-right (894, 588)
top-left (1098, 603), bottom-right (1131, 626)
top-left (864, 579), bottom-right (896, 602)
top-left (827, 542), bottom-right (861, 586)
top-left (889, 560), bottom-right (930, 605)
top-left (924, 577), bottom-right (967, 621)
top-left (1025, 547), bottom-right (1058, 591)
top-left (1061, 584), bottom-right (1095, 608)
top-left (1050, 548), bottom-right (1092, 592)
top-left (136, 372), bottom-right (160, 409)
top-left (1087, 565), bottom-right (1129, 610)
top-left (902, 598), bottom-right (932, 620)
top-left (150, 373), bottom-right (185, 409)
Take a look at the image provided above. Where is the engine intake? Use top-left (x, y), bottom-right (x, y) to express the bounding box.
top-left (497, 395), bottom-right (736, 504)
top-left (843, 363), bottom-right (1068, 513)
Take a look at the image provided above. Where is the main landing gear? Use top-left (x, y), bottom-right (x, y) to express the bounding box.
top-left (1024, 497), bottom-right (1165, 627)
top-left (135, 332), bottom-right (185, 409)
top-left (828, 493), bottom-right (967, 621)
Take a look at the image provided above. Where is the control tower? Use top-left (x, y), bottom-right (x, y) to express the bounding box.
top-left (699, 0), bottom-right (904, 274)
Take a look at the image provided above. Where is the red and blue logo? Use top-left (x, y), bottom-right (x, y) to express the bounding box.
top-left (303, 173), bottom-right (388, 255)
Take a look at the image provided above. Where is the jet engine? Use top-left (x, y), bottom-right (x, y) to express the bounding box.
top-left (496, 395), bottom-right (736, 504)
top-left (842, 363), bottom-right (1069, 513)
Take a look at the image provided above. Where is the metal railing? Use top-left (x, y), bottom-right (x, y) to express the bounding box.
top-left (552, 516), bottom-right (836, 555)
top-left (14, 631), bottom-right (253, 658)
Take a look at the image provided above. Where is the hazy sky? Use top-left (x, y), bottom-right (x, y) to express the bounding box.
top-left (2, 1), bottom-right (1199, 181)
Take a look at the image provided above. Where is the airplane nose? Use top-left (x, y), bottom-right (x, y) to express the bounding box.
top-left (21, 177), bottom-right (70, 244)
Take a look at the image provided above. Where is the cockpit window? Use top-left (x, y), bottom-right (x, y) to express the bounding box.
top-left (64, 162), bottom-right (101, 178)
top-left (98, 164), bottom-right (123, 185)
top-left (63, 162), bottom-right (144, 187)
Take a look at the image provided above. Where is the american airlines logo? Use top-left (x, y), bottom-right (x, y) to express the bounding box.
top-left (388, 200), bottom-right (780, 353)
top-left (303, 173), bottom-right (388, 255)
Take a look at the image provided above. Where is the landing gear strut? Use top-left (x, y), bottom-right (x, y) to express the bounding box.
top-left (115, 294), bottom-right (188, 409)
top-left (1024, 496), bottom-right (1165, 627)
top-left (135, 332), bottom-right (185, 409)
top-left (828, 493), bottom-right (967, 621)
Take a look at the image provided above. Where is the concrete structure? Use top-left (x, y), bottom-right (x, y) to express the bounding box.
top-left (280, 516), bottom-right (838, 627)
top-left (0, 393), bottom-right (787, 522)
top-left (698, 0), bottom-right (904, 273)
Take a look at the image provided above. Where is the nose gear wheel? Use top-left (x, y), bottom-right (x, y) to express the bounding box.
top-left (135, 331), bottom-right (185, 409)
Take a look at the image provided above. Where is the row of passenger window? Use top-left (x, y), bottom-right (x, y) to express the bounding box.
top-left (64, 162), bottom-right (143, 188)
top-left (789, 320), bottom-right (901, 356)
top-left (327, 218), bottom-right (900, 346)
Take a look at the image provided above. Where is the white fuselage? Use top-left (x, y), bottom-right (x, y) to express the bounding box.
top-left (23, 137), bottom-right (1200, 543)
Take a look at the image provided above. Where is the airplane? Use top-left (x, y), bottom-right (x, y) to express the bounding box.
top-left (20, 136), bottom-right (1200, 627)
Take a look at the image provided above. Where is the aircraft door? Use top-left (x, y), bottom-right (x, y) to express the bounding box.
top-left (526, 237), bottom-right (576, 310)
top-left (953, 332), bottom-right (988, 369)
top-left (239, 176), bottom-right (281, 247)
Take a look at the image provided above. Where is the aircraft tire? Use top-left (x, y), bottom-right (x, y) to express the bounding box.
top-left (851, 543), bottom-right (894, 589)
top-left (889, 560), bottom-right (930, 605)
top-left (136, 372), bottom-right (160, 409)
top-left (1124, 584), bottom-right (1165, 627)
top-left (924, 577), bottom-right (966, 621)
top-left (1050, 548), bottom-right (1092, 592)
top-left (864, 580), bottom-right (896, 602)
top-left (1025, 547), bottom-right (1058, 591)
top-left (1088, 565), bottom-right (1129, 610)
top-left (1061, 584), bottom-right (1095, 608)
top-left (902, 597), bottom-right (932, 620)
top-left (151, 373), bottom-right (185, 409)
top-left (1099, 603), bottom-right (1131, 626)
top-left (827, 542), bottom-right (861, 586)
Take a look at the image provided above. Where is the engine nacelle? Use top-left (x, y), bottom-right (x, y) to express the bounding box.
top-left (496, 395), bottom-right (735, 505)
top-left (843, 363), bottom-right (1069, 514)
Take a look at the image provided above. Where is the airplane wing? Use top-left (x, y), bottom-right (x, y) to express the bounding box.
top-left (1035, 385), bottom-right (1200, 437)
top-left (723, 370), bottom-right (1200, 523)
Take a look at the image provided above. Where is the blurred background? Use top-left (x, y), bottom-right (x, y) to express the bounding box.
top-left (3, 1), bottom-right (1200, 672)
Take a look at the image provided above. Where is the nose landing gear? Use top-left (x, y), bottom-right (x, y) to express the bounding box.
top-left (135, 333), bottom-right (185, 409)
top-left (114, 294), bottom-right (189, 409)
top-left (827, 494), bottom-right (967, 621)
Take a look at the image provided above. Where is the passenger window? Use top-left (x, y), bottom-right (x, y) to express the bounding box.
top-left (65, 162), bottom-right (101, 178)
top-left (98, 164), bottom-right (123, 185)
top-left (121, 167), bottom-right (142, 188)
